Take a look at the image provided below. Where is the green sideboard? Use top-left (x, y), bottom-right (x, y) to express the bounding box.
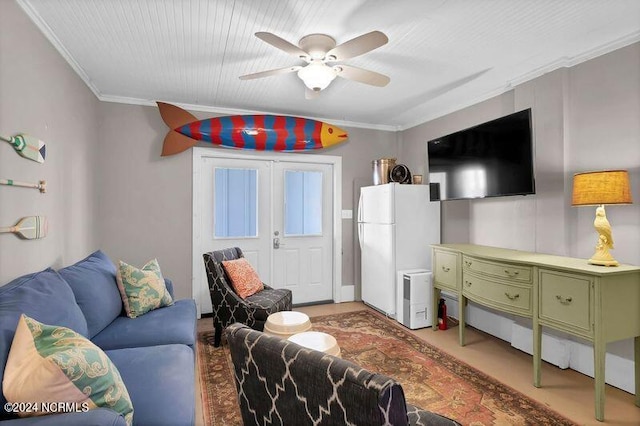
top-left (431, 243), bottom-right (640, 422)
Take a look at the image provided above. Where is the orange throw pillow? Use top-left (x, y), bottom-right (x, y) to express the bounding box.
top-left (221, 258), bottom-right (264, 299)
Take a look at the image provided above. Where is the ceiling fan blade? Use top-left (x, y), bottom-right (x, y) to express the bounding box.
top-left (325, 31), bottom-right (388, 61)
top-left (305, 88), bottom-right (321, 100)
top-left (255, 32), bottom-right (309, 59)
top-left (336, 65), bottom-right (390, 87)
top-left (239, 66), bottom-right (302, 80)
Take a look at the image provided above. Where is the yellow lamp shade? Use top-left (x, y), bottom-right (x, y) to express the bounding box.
top-left (572, 170), bottom-right (632, 206)
top-left (572, 169), bottom-right (632, 267)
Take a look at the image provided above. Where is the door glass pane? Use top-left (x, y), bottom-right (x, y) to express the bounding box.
top-left (214, 168), bottom-right (257, 238)
top-left (284, 170), bottom-right (322, 236)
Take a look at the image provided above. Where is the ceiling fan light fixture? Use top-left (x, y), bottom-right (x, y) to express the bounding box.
top-left (241, 30), bottom-right (390, 96)
top-left (297, 63), bottom-right (337, 91)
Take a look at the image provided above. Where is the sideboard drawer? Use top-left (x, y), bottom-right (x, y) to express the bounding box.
top-left (539, 269), bottom-right (592, 335)
top-left (463, 255), bottom-right (532, 283)
top-left (434, 250), bottom-right (458, 290)
top-left (463, 272), bottom-right (532, 316)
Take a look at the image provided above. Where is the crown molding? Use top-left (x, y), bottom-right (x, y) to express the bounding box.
top-left (17, 0), bottom-right (103, 100)
top-left (17, 0), bottom-right (640, 133)
top-left (98, 95), bottom-right (400, 132)
top-left (507, 30), bottom-right (640, 89)
top-left (399, 31), bottom-right (640, 131)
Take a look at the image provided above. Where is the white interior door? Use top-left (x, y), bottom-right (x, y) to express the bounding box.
top-left (195, 156), bottom-right (271, 315)
top-left (272, 161), bottom-right (334, 304)
top-left (193, 150), bottom-right (339, 315)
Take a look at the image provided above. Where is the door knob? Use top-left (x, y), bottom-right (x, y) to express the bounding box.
top-left (273, 237), bottom-right (285, 249)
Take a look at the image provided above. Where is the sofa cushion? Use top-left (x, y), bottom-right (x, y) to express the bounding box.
top-left (115, 259), bottom-right (173, 318)
top-left (3, 315), bottom-right (133, 425)
top-left (164, 278), bottom-right (175, 299)
top-left (106, 345), bottom-right (194, 426)
top-left (91, 299), bottom-right (197, 350)
top-left (221, 258), bottom-right (264, 299)
top-left (0, 268), bottom-right (88, 420)
top-left (58, 250), bottom-right (123, 338)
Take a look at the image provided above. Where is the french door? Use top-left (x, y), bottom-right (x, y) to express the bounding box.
top-left (272, 161), bottom-right (333, 304)
top-left (193, 149), bottom-right (340, 316)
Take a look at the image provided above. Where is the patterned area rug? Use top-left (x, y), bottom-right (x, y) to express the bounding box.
top-left (196, 309), bottom-right (576, 425)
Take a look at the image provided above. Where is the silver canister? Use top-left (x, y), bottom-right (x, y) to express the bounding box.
top-left (372, 158), bottom-right (396, 185)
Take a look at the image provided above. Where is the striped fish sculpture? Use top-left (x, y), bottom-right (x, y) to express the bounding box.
top-left (157, 102), bottom-right (348, 156)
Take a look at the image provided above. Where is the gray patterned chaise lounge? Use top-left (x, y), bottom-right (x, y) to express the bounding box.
top-left (203, 247), bottom-right (292, 347)
top-left (226, 323), bottom-right (461, 426)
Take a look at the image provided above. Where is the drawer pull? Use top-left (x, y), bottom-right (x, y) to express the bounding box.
top-left (441, 266), bottom-right (451, 272)
top-left (464, 280), bottom-right (472, 287)
top-left (504, 269), bottom-right (520, 277)
top-left (504, 292), bottom-right (520, 301)
top-left (464, 260), bottom-right (473, 267)
top-left (556, 295), bottom-right (573, 305)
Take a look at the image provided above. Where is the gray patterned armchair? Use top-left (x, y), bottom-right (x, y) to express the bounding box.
top-left (226, 323), bottom-right (461, 426)
top-left (203, 247), bottom-right (292, 347)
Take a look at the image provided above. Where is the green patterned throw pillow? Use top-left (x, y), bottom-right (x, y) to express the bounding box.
top-left (116, 259), bottom-right (173, 318)
top-left (3, 314), bottom-right (133, 425)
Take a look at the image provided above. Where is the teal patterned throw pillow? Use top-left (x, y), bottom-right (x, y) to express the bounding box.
top-left (116, 259), bottom-right (173, 318)
top-left (3, 314), bottom-right (134, 425)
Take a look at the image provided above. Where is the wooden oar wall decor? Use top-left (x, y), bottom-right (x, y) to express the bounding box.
top-left (1, 133), bottom-right (49, 239)
top-left (0, 179), bottom-right (46, 193)
top-left (0, 216), bottom-right (48, 240)
top-left (0, 133), bottom-right (46, 163)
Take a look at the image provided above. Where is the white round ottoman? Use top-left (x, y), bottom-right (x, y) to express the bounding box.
top-left (288, 331), bottom-right (341, 357)
top-left (263, 311), bottom-right (312, 339)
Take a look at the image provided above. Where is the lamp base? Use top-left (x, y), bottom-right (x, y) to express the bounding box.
top-left (588, 257), bottom-right (619, 267)
top-left (587, 205), bottom-right (619, 267)
top-left (588, 246), bottom-right (619, 267)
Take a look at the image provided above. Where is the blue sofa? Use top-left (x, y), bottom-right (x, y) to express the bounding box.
top-left (0, 250), bottom-right (196, 426)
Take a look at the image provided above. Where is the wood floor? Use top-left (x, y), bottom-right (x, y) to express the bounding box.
top-left (195, 302), bottom-right (640, 426)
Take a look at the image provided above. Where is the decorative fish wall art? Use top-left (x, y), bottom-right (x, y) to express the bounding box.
top-left (0, 134), bottom-right (46, 163)
top-left (157, 102), bottom-right (348, 156)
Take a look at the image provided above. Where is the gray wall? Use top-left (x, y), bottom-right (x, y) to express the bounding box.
top-left (400, 42), bottom-right (640, 363)
top-left (3, 0), bottom-right (638, 329)
top-left (566, 43), bottom-right (640, 263)
top-left (0, 0), bottom-right (99, 284)
top-left (96, 102), bottom-right (398, 299)
top-left (401, 42), bottom-right (639, 267)
top-left (96, 103), bottom-right (193, 299)
top-left (0, 2), bottom-right (397, 299)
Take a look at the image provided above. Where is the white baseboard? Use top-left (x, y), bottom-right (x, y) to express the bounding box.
top-left (465, 305), bottom-right (514, 342)
top-left (510, 323), bottom-right (570, 369)
top-left (568, 341), bottom-right (635, 393)
top-left (440, 294), bottom-right (513, 342)
top-left (445, 301), bottom-right (634, 393)
top-left (340, 285), bottom-right (355, 302)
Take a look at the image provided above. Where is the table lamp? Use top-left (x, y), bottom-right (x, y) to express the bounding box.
top-left (572, 170), bottom-right (632, 266)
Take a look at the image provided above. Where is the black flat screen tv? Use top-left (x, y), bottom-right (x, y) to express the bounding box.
top-left (427, 109), bottom-right (535, 201)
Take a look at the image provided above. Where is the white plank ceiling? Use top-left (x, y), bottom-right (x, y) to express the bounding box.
top-left (18, 0), bottom-right (640, 130)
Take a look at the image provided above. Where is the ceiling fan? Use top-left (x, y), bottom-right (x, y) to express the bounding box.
top-left (239, 31), bottom-right (390, 99)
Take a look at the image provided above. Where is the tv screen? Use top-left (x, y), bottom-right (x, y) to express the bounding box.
top-left (427, 109), bottom-right (535, 201)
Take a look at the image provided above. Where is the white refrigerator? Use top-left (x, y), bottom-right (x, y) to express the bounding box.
top-left (357, 183), bottom-right (441, 317)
